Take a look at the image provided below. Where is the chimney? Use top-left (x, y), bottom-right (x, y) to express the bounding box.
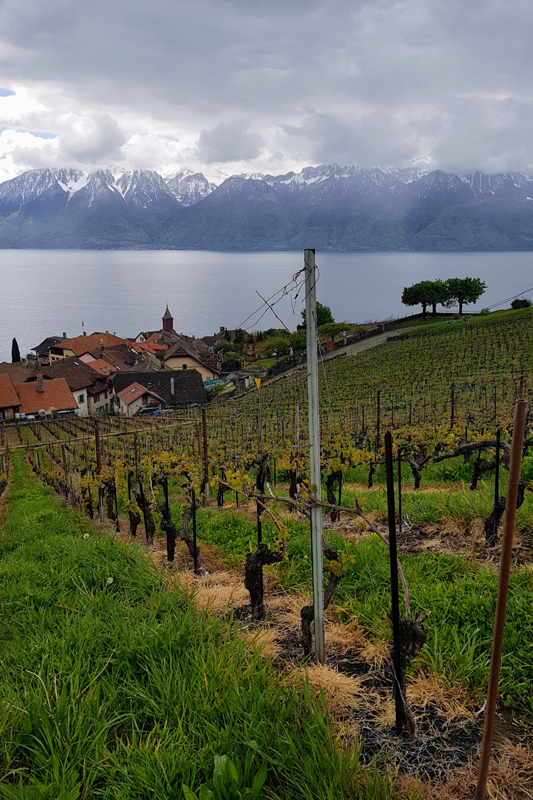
top-left (36, 374), bottom-right (44, 393)
top-left (62, 332), bottom-right (66, 339)
top-left (170, 377), bottom-right (175, 395)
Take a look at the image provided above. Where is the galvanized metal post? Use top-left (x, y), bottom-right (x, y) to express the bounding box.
top-left (304, 248), bottom-right (325, 664)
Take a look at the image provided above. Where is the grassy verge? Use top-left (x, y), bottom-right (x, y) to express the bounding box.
top-left (194, 507), bottom-right (533, 710)
top-left (0, 453), bottom-right (391, 800)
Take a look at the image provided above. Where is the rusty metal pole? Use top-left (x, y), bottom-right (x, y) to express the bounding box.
top-left (475, 399), bottom-right (527, 800)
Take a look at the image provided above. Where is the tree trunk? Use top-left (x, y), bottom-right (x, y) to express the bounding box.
top-left (326, 470), bottom-right (342, 522)
top-left (134, 483), bottom-right (155, 545)
top-left (390, 612), bottom-right (429, 740)
top-left (470, 457), bottom-right (495, 491)
top-left (244, 542), bottom-right (283, 621)
top-left (180, 504), bottom-right (201, 567)
top-left (158, 503), bottom-right (177, 562)
top-left (484, 481), bottom-right (526, 547)
top-left (105, 481), bottom-right (117, 522)
top-left (129, 504), bottom-right (141, 537)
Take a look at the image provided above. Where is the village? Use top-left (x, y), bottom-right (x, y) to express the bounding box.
top-left (0, 302), bottom-right (385, 423)
top-left (0, 306), bottom-right (262, 421)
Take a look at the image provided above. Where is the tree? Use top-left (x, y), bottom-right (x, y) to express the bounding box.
top-left (445, 277), bottom-right (486, 315)
top-left (11, 337), bottom-right (20, 363)
top-left (290, 329), bottom-right (306, 352)
top-left (511, 298), bottom-right (532, 309)
top-left (318, 322), bottom-right (347, 342)
top-left (402, 281), bottom-right (438, 319)
top-left (300, 301), bottom-right (334, 328)
top-left (426, 279), bottom-right (449, 317)
top-left (401, 281), bottom-right (444, 319)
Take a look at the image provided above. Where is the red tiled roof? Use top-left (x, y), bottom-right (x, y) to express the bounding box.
top-left (0, 361), bottom-right (33, 383)
top-left (55, 332), bottom-right (126, 356)
top-left (0, 374), bottom-right (20, 410)
top-left (86, 359), bottom-right (117, 376)
top-left (117, 382), bottom-right (164, 406)
top-left (14, 378), bottom-right (77, 414)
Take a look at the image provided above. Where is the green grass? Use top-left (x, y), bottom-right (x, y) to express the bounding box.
top-left (393, 306), bottom-right (533, 339)
top-left (0, 453), bottom-right (392, 800)
top-left (193, 506), bottom-right (533, 710)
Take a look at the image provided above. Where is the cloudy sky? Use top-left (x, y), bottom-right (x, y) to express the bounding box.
top-left (0, 0), bottom-right (532, 183)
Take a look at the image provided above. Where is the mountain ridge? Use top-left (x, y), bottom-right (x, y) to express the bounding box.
top-left (2, 164), bottom-right (533, 251)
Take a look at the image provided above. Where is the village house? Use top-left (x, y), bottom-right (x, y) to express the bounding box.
top-left (48, 332), bottom-right (126, 362)
top-left (163, 337), bottom-right (220, 380)
top-left (31, 335), bottom-right (65, 362)
top-left (0, 374), bottom-right (21, 420)
top-left (116, 382), bottom-right (166, 417)
top-left (14, 375), bottom-right (77, 417)
top-left (110, 369), bottom-right (206, 411)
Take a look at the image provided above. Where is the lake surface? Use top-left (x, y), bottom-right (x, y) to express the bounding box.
top-left (1, 249), bottom-right (532, 363)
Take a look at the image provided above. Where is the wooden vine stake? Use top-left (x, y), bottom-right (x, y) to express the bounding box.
top-left (304, 248), bottom-right (325, 664)
top-left (475, 399), bottom-right (527, 800)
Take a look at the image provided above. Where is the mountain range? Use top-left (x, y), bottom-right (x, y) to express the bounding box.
top-left (2, 164), bottom-right (533, 251)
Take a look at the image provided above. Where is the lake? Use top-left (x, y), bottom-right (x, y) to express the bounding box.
top-left (1, 249), bottom-right (532, 363)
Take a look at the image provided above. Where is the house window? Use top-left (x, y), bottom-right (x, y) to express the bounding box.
top-left (78, 394), bottom-right (84, 404)
top-left (182, 364), bottom-right (187, 369)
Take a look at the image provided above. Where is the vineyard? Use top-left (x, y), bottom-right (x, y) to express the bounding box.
top-left (1, 307), bottom-right (533, 797)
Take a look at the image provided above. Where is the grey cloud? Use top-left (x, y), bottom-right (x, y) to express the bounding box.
top-left (197, 120), bottom-right (264, 163)
top-left (2, 0), bottom-right (533, 174)
top-left (281, 111), bottom-right (416, 168)
top-left (57, 114), bottom-right (127, 165)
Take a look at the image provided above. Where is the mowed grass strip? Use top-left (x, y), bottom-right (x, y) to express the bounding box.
top-left (195, 509), bottom-right (533, 710)
top-left (0, 453), bottom-right (388, 800)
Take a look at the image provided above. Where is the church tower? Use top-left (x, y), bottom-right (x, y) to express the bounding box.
top-left (162, 305), bottom-right (174, 332)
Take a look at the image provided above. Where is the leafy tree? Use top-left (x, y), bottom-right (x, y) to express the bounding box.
top-left (11, 338), bottom-right (20, 363)
top-left (268, 335), bottom-right (290, 357)
top-left (402, 278), bottom-right (471, 318)
top-left (300, 301), bottom-right (334, 328)
top-left (401, 281), bottom-right (440, 319)
top-left (511, 298), bottom-right (532, 309)
top-left (445, 277), bottom-right (486, 315)
top-left (222, 350), bottom-right (240, 371)
top-left (318, 322), bottom-right (347, 342)
top-left (290, 329), bottom-right (306, 352)
top-left (233, 328), bottom-right (245, 345)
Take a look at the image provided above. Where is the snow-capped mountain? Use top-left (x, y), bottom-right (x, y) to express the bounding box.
top-left (165, 170), bottom-right (216, 206)
top-left (2, 164), bottom-right (533, 250)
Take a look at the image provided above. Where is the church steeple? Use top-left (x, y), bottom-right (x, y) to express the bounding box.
top-left (162, 305), bottom-right (174, 331)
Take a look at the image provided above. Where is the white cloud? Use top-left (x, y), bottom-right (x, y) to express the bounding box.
top-left (1, 0), bottom-right (533, 180)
